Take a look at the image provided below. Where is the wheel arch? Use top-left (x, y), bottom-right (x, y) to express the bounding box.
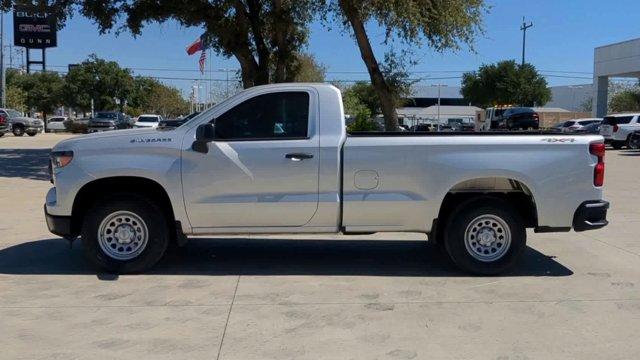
top-left (432, 177), bottom-right (538, 243)
top-left (70, 176), bottom-right (176, 236)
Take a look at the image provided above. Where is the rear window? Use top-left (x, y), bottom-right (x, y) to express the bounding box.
top-left (565, 121), bottom-right (576, 126)
top-left (603, 116), bottom-right (633, 125)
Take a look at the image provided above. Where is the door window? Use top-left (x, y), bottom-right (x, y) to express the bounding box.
top-left (214, 92), bottom-right (310, 140)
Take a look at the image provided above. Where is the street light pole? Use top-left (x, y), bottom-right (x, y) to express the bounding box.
top-left (520, 17), bottom-right (533, 66)
top-left (0, 12), bottom-right (5, 108)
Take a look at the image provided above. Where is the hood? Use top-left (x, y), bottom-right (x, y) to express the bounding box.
top-left (11, 116), bottom-right (41, 124)
top-left (53, 127), bottom-right (176, 151)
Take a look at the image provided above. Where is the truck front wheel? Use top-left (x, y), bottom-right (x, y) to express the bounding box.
top-left (444, 198), bottom-right (526, 275)
top-left (12, 125), bottom-right (25, 136)
top-left (81, 194), bottom-right (169, 273)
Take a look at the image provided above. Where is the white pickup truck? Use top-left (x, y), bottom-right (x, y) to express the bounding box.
top-left (45, 84), bottom-right (609, 275)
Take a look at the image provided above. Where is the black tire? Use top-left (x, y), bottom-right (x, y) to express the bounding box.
top-left (625, 135), bottom-right (634, 149)
top-left (443, 197), bottom-right (526, 275)
top-left (611, 141), bottom-right (623, 150)
top-left (12, 125), bottom-right (25, 136)
top-left (81, 193), bottom-right (170, 273)
top-left (0, 132), bottom-right (4, 137)
top-left (27, 131), bottom-right (37, 137)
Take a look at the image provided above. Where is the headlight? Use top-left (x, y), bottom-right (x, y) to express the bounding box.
top-left (51, 151), bottom-right (74, 168)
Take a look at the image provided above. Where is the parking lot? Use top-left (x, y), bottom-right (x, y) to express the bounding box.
top-left (1, 133), bottom-right (639, 359)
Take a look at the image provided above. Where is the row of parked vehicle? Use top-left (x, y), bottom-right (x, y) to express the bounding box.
top-left (552, 113), bottom-right (640, 150)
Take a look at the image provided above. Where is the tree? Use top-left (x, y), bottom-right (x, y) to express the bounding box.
top-left (1, 1), bottom-right (317, 88)
top-left (325, 0), bottom-right (486, 131)
top-left (290, 53), bottom-right (326, 82)
top-left (8, 71), bottom-right (64, 122)
top-left (609, 89), bottom-right (640, 113)
top-left (344, 82), bottom-right (380, 115)
top-left (6, 85), bottom-right (27, 113)
top-left (461, 60), bottom-right (552, 107)
top-left (63, 55), bottom-right (133, 112)
top-left (147, 83), bottom-right (191, 117)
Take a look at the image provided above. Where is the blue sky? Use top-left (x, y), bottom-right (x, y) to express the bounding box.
top-left (3, 0), bottom-right (639, 98)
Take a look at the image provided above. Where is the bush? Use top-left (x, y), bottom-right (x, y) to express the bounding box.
top-left (347, 117), bottom-right (379, 132)
top-left (64, 119), bottom-right (88, 134)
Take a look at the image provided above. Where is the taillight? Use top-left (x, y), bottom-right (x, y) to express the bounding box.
top-left (533, 112), bottom-right (539, 120)
top-left (590, 142), bottom-right (605, 187)
top-left (613, 124), bottom-right (619, 132)
top-left (0, 114), bottom-right (6, 125)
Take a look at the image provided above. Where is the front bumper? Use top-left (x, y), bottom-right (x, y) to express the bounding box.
top-left (44, 204), bottom-right (75, 238)
top-left (573, 200), bottom-right (609, 232)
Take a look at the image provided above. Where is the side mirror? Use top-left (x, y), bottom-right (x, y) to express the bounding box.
top-left (192, 123), bottom-right (215, 153)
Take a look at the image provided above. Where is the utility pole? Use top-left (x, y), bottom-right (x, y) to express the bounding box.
top-left (0, 12), bottom-right (5, 108)
top-left (520, 17), bottom-right (533, 66)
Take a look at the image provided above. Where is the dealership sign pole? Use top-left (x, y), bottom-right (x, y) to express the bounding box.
top-left (13, 5), bottom-right (57, 73)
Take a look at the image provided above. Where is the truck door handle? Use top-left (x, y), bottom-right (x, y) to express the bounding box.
top-left (285, 153), bottom-right (314, 161)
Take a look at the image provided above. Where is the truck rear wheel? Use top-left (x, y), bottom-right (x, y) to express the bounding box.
top-left (81, 193), bottom-right (169, 273)
top-left (444, 197), bottom-right (526, 275)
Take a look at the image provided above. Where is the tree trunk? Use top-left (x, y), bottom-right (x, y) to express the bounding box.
top-left (339, 0), bottom-right (399, 131)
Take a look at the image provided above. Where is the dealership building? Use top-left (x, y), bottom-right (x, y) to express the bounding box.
top-left (593, 38), bottom-right (640, 117)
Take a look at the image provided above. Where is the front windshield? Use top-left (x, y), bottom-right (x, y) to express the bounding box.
top-left (96, 112), bottom-right (117, 119)
top-left (6, 109), bottom-right (22, 118)
top-left (138, 116), bottom-right (159, 123)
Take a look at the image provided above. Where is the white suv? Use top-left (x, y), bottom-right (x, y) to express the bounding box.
top-left (599, 113), bottom-right (640, 149)
top-left (134, 114), bottom-right (163, 129)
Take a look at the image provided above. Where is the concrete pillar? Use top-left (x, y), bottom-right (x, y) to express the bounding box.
top-left (593, 76), bottom-right (608, 117)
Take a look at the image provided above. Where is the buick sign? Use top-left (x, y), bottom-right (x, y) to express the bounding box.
top-left (13, 5), bottom-right (57, 49)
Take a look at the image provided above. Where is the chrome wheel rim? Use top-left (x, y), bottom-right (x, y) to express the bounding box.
top-left (464, 214), bottom-right (511, 262)
top-left (98, 211), bottom-right (149, 261)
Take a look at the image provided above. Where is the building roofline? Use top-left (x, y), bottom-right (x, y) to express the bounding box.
top-left (595, 37), bottom-right (640, 50)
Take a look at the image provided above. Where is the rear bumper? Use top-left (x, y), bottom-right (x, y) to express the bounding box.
top-left (573, 200), bottom-right (609, 232)
top-left (44, 204), bottom-right (75, 238)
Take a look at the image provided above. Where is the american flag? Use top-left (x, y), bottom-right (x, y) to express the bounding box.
top-left (199, 50), bottom-right (207, 75)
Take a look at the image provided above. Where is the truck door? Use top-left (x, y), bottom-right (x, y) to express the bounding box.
top-left (181, 90), bottom-right (320, 228)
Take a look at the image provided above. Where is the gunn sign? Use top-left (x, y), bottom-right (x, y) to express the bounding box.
top-left (13, 5), bottom-right (57, 49)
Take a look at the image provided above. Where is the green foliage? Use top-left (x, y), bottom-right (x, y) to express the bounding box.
top-left (290, 53), bottom-right (326, 82)
top-left (343, 82), bottom-right (380, 115)
top-left (6, 85), bottom-right (27, 113)
top-left (609, 89), bottom-right (640, 113)
top-left (6, 55), bottom-right (189, 118)
top-left (322, 0), bottom-right (487, 130)
top-left (63, 54), bottom-right (133, 112)
top-left (63, 119), bottom-right (89, 133)
top-left (0, 1), bottom-right (318, 88)
top-left (461, 60), bottom-right (552, 107)
top-left (9, 71), bottom-right (65, 116)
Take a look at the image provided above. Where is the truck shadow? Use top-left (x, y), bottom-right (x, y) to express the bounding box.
top-left (0, 148), bottom-right (51, 181)
top-left (0, 237), bottom-right (572, 277)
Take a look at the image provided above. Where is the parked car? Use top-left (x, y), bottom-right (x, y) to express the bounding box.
top-left (499, 107), bottom-right (540, 130)
top-left (87, 111), bottom-right (130, 133)
top-left (158, 112), bottom-right (200, 129)
top-left (599, 113), bottom-right (640, 149)
top-left (0, 108), bottom-right (44, 136)
top-left (45, 83), bottom-right (608, 275)
top-left (47, 116), bottom-right (69, 133)
top-left (0, 113), bottom-right (10, 137)
top-left (557, 118), bottom-right (602, 133)
top-left (574, 122), bottom-right (602, 135)
top-left (411, 123), bottom-right (433, 132)
top-left (134, 114), bottom-right (164, 129)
